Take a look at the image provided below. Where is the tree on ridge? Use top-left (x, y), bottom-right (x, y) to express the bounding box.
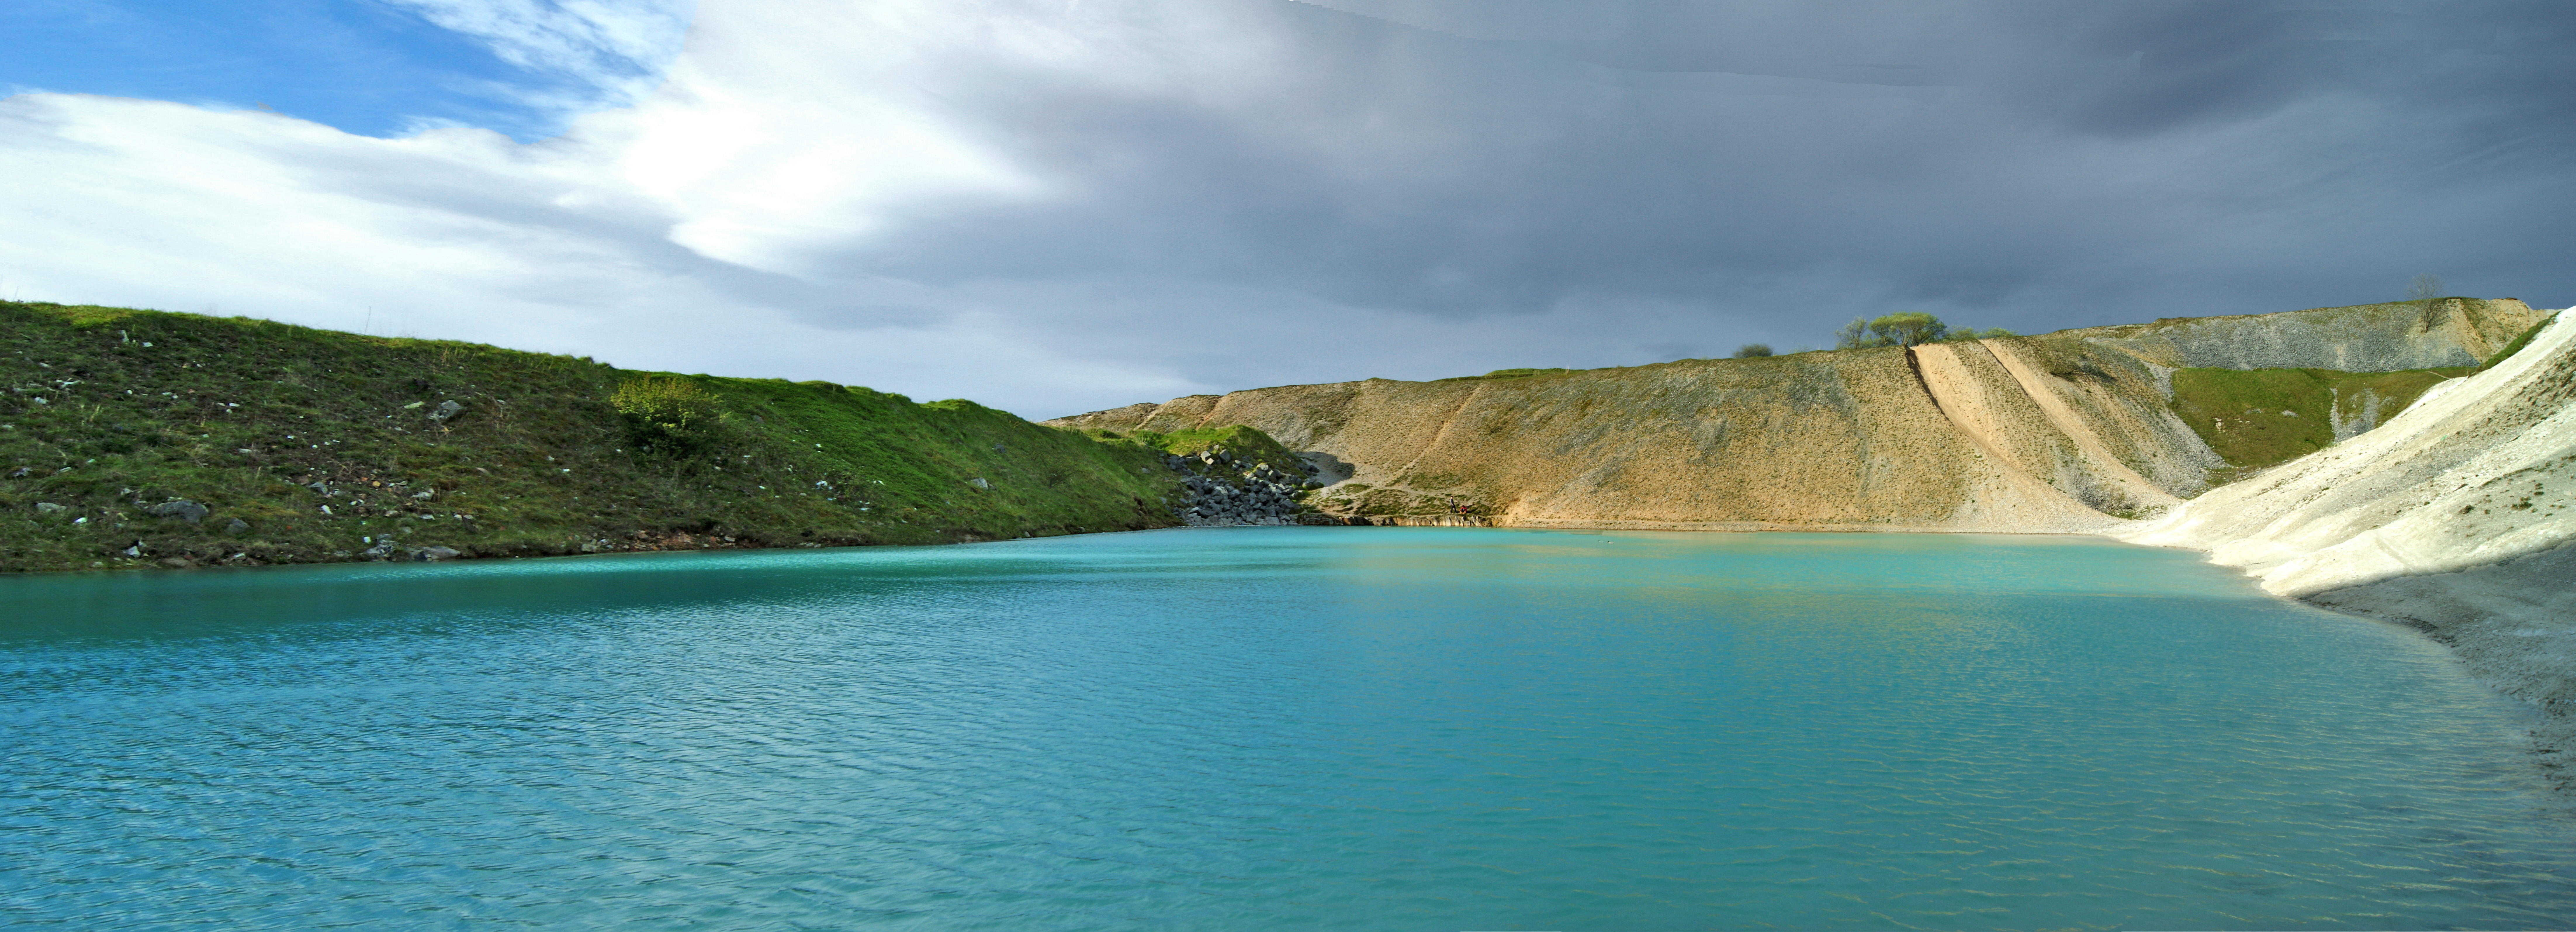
top-left (1866, 312), bottom-right (1947, 347)
top-left (2408, 273), bottom-right (2444, 301)
top-left (1834, 313), bottom-right (2016, 350)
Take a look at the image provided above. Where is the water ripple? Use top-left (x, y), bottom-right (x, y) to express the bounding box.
top-left (3, 529), bottom-right (2572, 929)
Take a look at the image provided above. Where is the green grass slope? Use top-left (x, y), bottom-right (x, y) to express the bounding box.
top-left (1077, 424), bottom-right (1305, 468)
top-left (0, 301), bottom-right (1192, 572)
top-left (2168, 365), bottom-right (2471, 477)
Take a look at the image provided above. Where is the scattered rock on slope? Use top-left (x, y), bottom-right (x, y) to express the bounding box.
top-left (141, 500), bottom-right (210, 524)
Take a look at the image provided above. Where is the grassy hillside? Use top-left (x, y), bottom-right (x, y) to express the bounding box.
top-left (1077, 424), bottom-right (1304, 468)
top-left (1, 301), bottom-right (1197, 572)
top-left (2168, 365), bottom-right (2471, 475)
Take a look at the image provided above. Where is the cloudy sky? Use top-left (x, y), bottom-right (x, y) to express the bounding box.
top-left (4, 1), bottom-right (2570, 418)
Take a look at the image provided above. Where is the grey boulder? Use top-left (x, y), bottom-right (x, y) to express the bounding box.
top-left (143, 500), bottom-right (210, 524)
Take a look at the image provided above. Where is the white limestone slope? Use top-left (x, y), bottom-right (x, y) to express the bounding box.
top-left (2118, 308), bottom-right (2576, 790)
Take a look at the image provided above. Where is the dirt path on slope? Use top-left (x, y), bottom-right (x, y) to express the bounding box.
top-left (1976, 339), bottom-right (2180, 506)
top-left (1909, 344), bottom-right (2046, 476)
top-left (1907, 344), bottom-right (2124, 531)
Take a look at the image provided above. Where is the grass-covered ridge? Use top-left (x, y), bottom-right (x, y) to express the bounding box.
top-left (0, 301), bottom-right (1192, 572)
top-left (1434, 367), bottom-right (1580, 382)
top-left (1078, 424), bottom-right (1304, 470)
top-left (2168, 365), bottom-right (2472, 476)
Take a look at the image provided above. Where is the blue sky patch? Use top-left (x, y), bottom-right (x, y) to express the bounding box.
top-left (1, 0), bottom-right (692, 140)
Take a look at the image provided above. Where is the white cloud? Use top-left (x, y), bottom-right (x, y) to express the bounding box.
top-left (381, 0), bottom-right (700, 120)
top-left (0, 84), bottom-right (1194, 415)
top-left (0, 1), bottom-right (1244, 415)
top-left (0, 0), bottom-right (1535, 417)
top-left (0, 77), bottom-right (1767, 416)
top-left (596, 0), bottom-right (1316, 275)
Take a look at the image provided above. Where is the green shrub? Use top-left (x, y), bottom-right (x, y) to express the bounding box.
top-left (1834, 314), bottom-right (2011, 349)
top-left (610, 377), bottom-right (719, 453)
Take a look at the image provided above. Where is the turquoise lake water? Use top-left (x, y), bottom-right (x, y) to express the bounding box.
top-left (4, 528), bottom-right (2572, 929)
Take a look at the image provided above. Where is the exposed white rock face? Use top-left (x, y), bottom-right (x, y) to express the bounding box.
top-left (2327, 386), bottom-right (2387, 441)
top-left (2120, 308), bottom-right (2575, 793)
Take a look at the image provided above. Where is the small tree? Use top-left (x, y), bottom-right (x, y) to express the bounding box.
top-left (1733, 343), bottom-right (1774, 358)
top-left (2407, 273), bottom-right (2443, 301)
top-left (1867, 312), bottom-right (1948, 347)
top-left (1834, 318), bottom-right (1886, 349)
top-left (1838, 313), bottom-right (1988, 349)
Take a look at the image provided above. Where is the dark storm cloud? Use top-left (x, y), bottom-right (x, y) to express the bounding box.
top-left (801, 0), bottom-right (2575, 335)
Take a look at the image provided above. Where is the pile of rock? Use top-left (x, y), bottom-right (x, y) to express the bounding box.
top-left (357, 540), bottom-right (462, 562)
top-left (1164, 446), bottom-right (1320, 526)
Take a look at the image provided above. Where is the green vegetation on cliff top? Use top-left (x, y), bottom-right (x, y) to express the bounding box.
top-left (1465, 367), bottom-right (1576, 381)
top-left (1077, 424), bottom-right (1303, 470)
top-left (0, 301), bottom-right (1202, 572)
